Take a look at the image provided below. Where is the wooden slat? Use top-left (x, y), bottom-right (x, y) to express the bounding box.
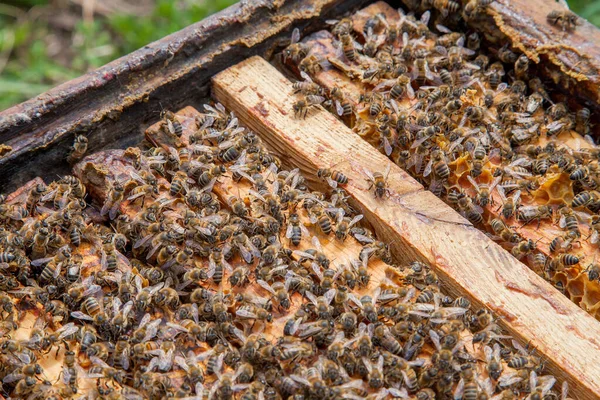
top-left (289, 1), bottom-right (600, 318)
top-left (212, 55), bottom-right (600, 400)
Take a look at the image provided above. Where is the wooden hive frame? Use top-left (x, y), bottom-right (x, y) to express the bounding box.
top-left (212, 55), bottom-right (600, 399)
top-left (1, 0), bottom-right (600, 398)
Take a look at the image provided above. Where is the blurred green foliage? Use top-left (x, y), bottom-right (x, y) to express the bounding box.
top-left (0, 0), bottom-right (236, 111)
top-left (569, 0), bottom-right (600, 27)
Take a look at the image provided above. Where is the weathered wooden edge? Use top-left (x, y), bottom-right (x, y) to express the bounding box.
top-left (0, 0), bottom-right (371, 193)
top-left (212, 55), bottom-right (600, 399)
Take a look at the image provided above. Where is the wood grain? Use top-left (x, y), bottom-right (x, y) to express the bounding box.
top-left (212, 55), bottom-right (600, 400)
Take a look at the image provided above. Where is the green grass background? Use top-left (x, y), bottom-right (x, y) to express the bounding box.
top-left (0, 0), bottom-right (596, 111)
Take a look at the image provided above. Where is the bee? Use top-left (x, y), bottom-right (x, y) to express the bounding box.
top-left (161, 110), bottom-right (183, 137)
top-left (293, 95), bottom-right (326, 119)
top-left (228, 266), bottom-right (250, 287)
top-left (101, 182), bottom-right (124, 220)
top-left (340, 32), bottom-right (357, 62)
top-left (585, 263), bottom-right (600, 282)
top-left (293, 71), bottom-right (324, 95)
top-left (364, 164), bottom-right (391, 198)
top-left (467, 176), bottom-right (501, 207)
top-left (286, 212), bottom-right (308, 246)
top-left (511, 239), bottom-right (537, 260)
top-left (413, 56), bottom-right (433, 85)
top-left (25, 183), bottom-right (46, 215)
top-left (497, 187), bottom-right (521, 220)
top-left (547, 9), bottom-right (580, 31)
top-left (575, 107), bottom-right (591, 135)
top-left (433, 0), bottom-right (460, 17)
top-left (299, 54), bottom-right (324, 75)
top-left (67, 134), bottom-right (88, 164)
top-left (572, 191), bottom-right (599, 208)
top-left (334, 210), bottom-right (363, 241)
top-left (317, 167), bottom-right (348, 188)
top-left (328, 86), bottom-right (354, 117)
top-left (284, 28), bottom-right (309, 64)
top-left (517, 205), bottom-right (553, 227)
top-left (31, 226), bottom-right (50, 260)
top-left (456, 190), bottom-right (484, 225)
top-left (490, 218), bottom-right (520, 243)
top-left (197, 164), bottom-right (226, 191)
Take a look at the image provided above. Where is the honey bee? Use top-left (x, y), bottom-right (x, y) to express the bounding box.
top-left (517, 205), bottom-right (553, 227)
top-left (490, 218), bottom-right (519, 243)
top-left (497, 186), bottom-right (521, 220)
top-left (286, 212), bottom-right (308, 246)
top-left (317, 167), bottom-right (348, 188)
top-left (547, 9), bottom-right (580, 31)
top-left (456, 190), bottom-right (484, 225)
top-left (284, 28), bottom-right (309, 64)
top-left (101, 182), bottom-right (124, 220)
top-left (363, 164), bottom-right (391, 198)
top-left (339, 32), bottom-right (357, 62)
top-left (293, 95), bottom-right (326, 119)
top-left (328, 86), bottom-right (354, 117)
top-left (66, 134), bottom-right (89, 165)
top-left (511, 239), bottom-right (537, 260)
top-left (334, 210), bottom-right (363, 241)
top-left (467, 176), bottom-right (501, 207)
top-left (299, 54), bottom-right (324, 75)
top-left (161, 110), bottom-right (183, 137)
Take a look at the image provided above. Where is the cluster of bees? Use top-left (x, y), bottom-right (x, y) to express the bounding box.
top-left (285, 0), bottom-right (600, 315)
top-left (0, 95), bottom-right (571, 399)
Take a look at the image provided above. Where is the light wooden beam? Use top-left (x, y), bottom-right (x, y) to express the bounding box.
top-left (213, 55), bottom-right (600, 399)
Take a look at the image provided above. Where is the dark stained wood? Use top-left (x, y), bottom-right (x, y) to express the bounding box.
top-left (0, 0), bottom-right (371, 193)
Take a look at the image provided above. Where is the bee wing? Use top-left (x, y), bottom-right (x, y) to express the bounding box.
top-left (436, 24), bottom-right (451, 33)
top-left (311, 236), bottom-right (323, 252)
top-left (383, 137), bottom-right (393, 156)
top-left (174, 355), bottom-right (190, 372)
top-left (420, 10), bottom-right (430, 24)
top-left (347, 293), bottom-right (363, 308)
top-left (83, 284), bottom-right (102, 297)
top-left (149, 282), bottom-right (165, 294)
top-left (562, 381), bottom-right (569, 400)
top-left (591, 230), bottom-right (599, 244)
top-left (353, 233), bottom-right (374, 244)
top-left (305, 291), bottom-right (319, 306)
top-left (236, 308), bottom-right (258, 319)
top-left (291, 27), bottom-right (301, 44)
top-left (285, 224), bottom-right (295, 239)
top-left (388, 387), bottom-right (409, 399)
top-left (71, 311), bottom-right (93, 321)
top-left (200, 178), bottom-right (217, 193)
top-left (293, 250), bottom-right (315, 260)
top-left (454, 378), bottom-right (465, 400)
top-left (57, 322), bottom-right (80, 340)
top-left (423, 158), bottom-right (433, 177)
top-left (109, 201), bottom-right (122, 220)
top-left (512, 190), bottom-right (521, 204)
top-left (257, 279), bottom-right (276, 295)
top-left (237, 244), bottom-right (253, 264)
top-left (496, 185), bottom-right (507, 201)
top-left (466, 175), bottom-right (480, 191)
top-left (2, 372), bottom-right (24, 384)
top-left (323, 289), bottom-right (336, 305)
top-left (30, 257), bottom-right (53, 267)
top-left (138, 313), bottom-right (152, 330)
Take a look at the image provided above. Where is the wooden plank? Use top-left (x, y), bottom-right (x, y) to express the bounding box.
top-left (212, 55), bottom-right (600, 400)
top-left (288, 1), bottom-right (600, 319)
